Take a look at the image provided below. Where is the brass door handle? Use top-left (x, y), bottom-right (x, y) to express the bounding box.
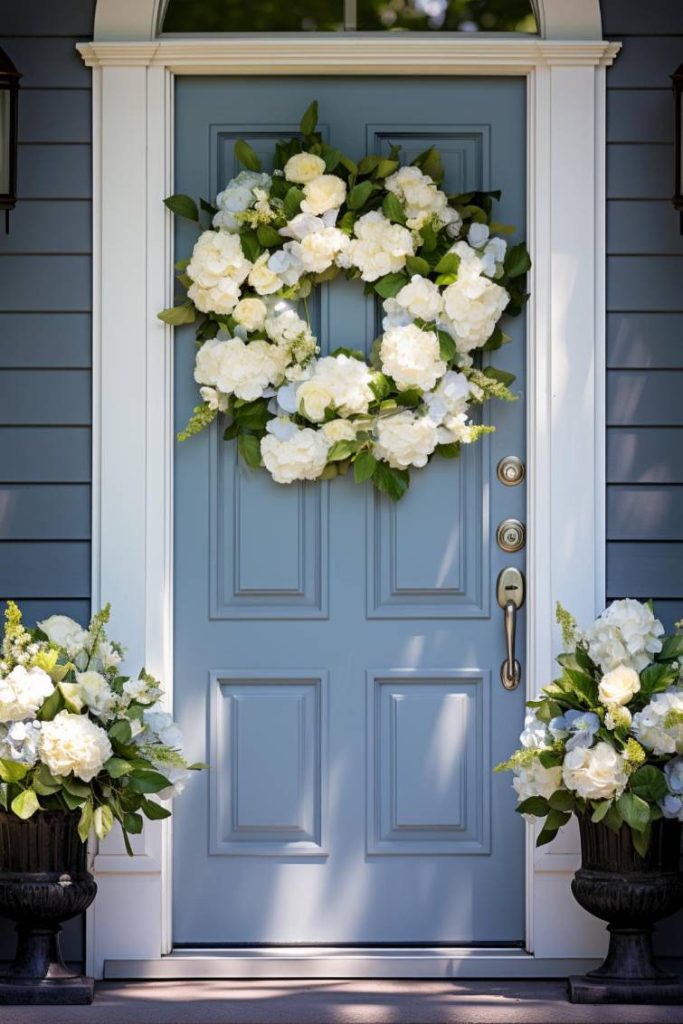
top-left (497, 567), bottom-right (525, 691)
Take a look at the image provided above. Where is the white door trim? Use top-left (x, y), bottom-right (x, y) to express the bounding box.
top-left (78, 30), bottom-right (619, 978)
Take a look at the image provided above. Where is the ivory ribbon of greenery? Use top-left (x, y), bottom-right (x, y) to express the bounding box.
top-left (159, 101), bottom-right (530, 501)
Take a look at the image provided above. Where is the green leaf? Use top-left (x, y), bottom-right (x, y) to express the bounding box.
top-left (603, 802), bottom-right (625, 833)
top-left (369, 372), bottom-right (392, 401)
top-left (104, 757), bottom-right (133, 780)
top-left (536, 825), bottom-right (559, 848)
top-left (640, 662), bottom-right (679, 698)
top-left (372, 461), bottom-right (410, 502)
top-left (484, 366), bottom-right (516, 387)
top-left (0, 759), bottom-right (28, 784)
top-left (437, 330), bottom-right (456, 363)
top-left (374, 273), bottom-right (408, 299)
top-left (234, 398), bottom-right (269, 430)
top-left (434, 252), bottom-right (461, 276)
top-left (632, 824), bottom-right (652, 858)
top-left (141, 798), bottom-right (172, 821)
top-left (405, 255), bottom-right (432, 278)
top-left (375, 158), bottom-right (399, 179)
top-left (94, 804), bottom-right (114, 841)
top-left (630, 765), bottom-right (668, 803)
top-left (481, 326), bottom-right (510, 352)
top-left (283, 186), bottom-right (304, 221)
top-left (109, 720), bottom-right (132, 746)
top-left (357, 155), bottom-right (381, 175)
top-left (11, 789), bottom-right (40, 820)
top-left (127, 770), bottom-right (172, 795)
top-left (504, 242), bottom-right (531, 279)
top-left (78, 800), bottom-right (93, 842)
top-left (62, 776), bottom-right (91, 799)
top-left (234, 139), bottom-right (262, 171)
top-left (657, 634), bottom-right (683, 662)
top-left (419, 221), bottom-right (437, 253)
top-left (299, 100), bottom-right (318, 136)
top-left (238, 433), bottom-right (262, 468)
top-left (538, 749), bottom-right (563, 769)
top-left (347, 180), bottom-right (374, 210)
top-left (591, 800), bottom-right (612, 823)
top-left (327, 440), bottom-right (357, 463)
top-left (436, 442), bottom-right (461, 459)
top-left (353, 451), bottom-right (377, 483)
top-left (548, 790), bottom-right (575, 812)
top-left (545, 808), bottom-right (571, 831)
top-left (163, 194), bottom-right (199, 222)
top-left (123, 811), bottom-right (144, 835)
top-left (36, 687), bottom-right (65, 722)
top-left (382, 193), bottom-right (406, 225)
top-left (323, 148), bottom-right (342, 173)
top-left (157, 303), bottom-right (196, 326)
top-left (516, 796), bottom-right (550, 817)
top-left (256, 224), bottom-right (282, 248)
top-left (617, 791), bottom-right (650, 833)
top-left (200, 197), bottom-right (218, 216)
top-left (412, 145), bottom-right (444, 184)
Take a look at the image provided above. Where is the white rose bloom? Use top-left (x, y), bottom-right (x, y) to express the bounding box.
top-left (75, 671), bottom-right (114, 719)
top-left (586, 598), bottom-right (665, 674)
top-left (380, 323), bottom-right (446, 393)
top-left (375, 410), bottom-right (439, 470)
top-left (632, 689), bottom-right (683, 756)
top-left (442, 242), bottom-right (509, 351)
top-left (38, 710), bottom-right (112, 783)
top-left (284, 152), bottom-right (327, 184)
top-left (233, 297), bottom-right (268, 332)
top-left (513, 762), bottom-right (563, 806)
top-left (321, 419), bottom-right (357, 444)
top-left (598, 665), bottom-right (641, 707)
top-left (301, 174), bottom-right (347, 216)
top-left (384, 165), bottom-right (457, 231)
top-left (0, 666), bottom-right (54, 723)
top-left (248, 252), bottom-right (283, 295)
top-left (562, 741), bottom-right (628, 801)
top-left (337, 211), bottom-right (414, 282)
top-left (261, 427), bottom-right (330, 484)
top-left (0, 720), bottom-right (42, 766)
top-left (38, 614), bottom-right (87, 653)
top-left (392, 275), bottom-right (443, 322)
top-left (296, 355), bottom-right (374, 422)
top-left (212, 171), bottom-right (272, 232)
top-left (287, 227), bottom-right (349, 274)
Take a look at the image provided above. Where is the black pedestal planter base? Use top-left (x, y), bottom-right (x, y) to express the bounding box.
top-left (568, 976), bottom-right (683, 1005)
top-left (0, 976), bottom-right (94, 1006)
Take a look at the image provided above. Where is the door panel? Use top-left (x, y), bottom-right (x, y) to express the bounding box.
top-left (173, 76), bottom-right (527, 945)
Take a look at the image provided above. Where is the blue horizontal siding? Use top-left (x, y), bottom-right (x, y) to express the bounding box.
top-left (0, 314), bottom-right (92, 367)
top-left (607, 428), bottom-right (683, 484)
top-left (607, 37), bottom-right (683, 89)
top-left (1, 0), bottom-right (95, 36)
top-left (607, 314), bottom-right (683, 367)
top-left (607, 143), bottom-right (673, 200)
top-left (18, 145), bottom-right (91, 199)
top-left (607, 202), bottom-right (683, 256)
top-left (0, 37), bottom-right (91, 88)
top-left (601, 0), bottom-right (683, 34)
top-left (0, 370), bottom-right (91, 425)
top-left (607, 90), bottom-right (672, 144)
top-left (18, 90), bottom-right (91, 145)
top-left (0, 201), bottom-right (92, 254)
top-left (0, 541), bottom-right (90, 598)
top-left (607, 257), bottom-right (683, 312)
top-left (608, 486), bottom-right (683, 541)
top-left (0, 485), bottom-right (90, 540)
top-left (607, 371), bottom-right (683, 426)
top-left (607, 543), bottom-right (683, 599)
top-left (0, 256), bottom-right (91, 311)
top-left (0, 428), bottom-right (91, 482)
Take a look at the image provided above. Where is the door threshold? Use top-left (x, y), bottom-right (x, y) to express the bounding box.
top-left (104, 948), bottom-right (602, 980)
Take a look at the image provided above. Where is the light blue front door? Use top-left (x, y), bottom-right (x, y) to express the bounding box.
top-left (173, 76), bottom-right (527, 946)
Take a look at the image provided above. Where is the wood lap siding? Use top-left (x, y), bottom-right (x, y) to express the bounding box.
top-left (0, 0), bottom-right (95, 966)
top-left (603, 0), bottom-right (683, 628)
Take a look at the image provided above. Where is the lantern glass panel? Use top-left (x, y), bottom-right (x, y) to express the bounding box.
top-left (0, 89), bottom-right (9, 196)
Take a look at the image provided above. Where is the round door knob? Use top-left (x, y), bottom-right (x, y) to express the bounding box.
top-left (496, 518), bottom-right (526, 553)
top-left (497, 455), bottom-right (525, 486)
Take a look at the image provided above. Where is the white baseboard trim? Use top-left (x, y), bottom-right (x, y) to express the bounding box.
top-left (104, 948), bottom-right (602, 980)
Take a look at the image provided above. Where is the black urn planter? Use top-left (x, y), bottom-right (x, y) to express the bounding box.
top-left (568, 814), bottom-right (683, 1004)
top-left (0, 810), bottom-right (97, 1004)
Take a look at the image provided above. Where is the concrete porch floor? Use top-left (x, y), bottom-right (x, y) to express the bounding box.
top-left (2, 980), bottom-right (683, 1024)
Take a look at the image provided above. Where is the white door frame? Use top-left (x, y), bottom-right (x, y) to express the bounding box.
top-left (78, 0), bottom-right (619, 980)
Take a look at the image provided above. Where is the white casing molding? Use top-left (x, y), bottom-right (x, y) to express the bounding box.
top-left (79, 9), bottom-right (618, 979)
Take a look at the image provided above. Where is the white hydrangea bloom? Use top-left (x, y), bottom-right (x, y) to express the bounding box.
top-left (296, 354), bottom-right (374, 422)
top-left (0, 665), bottom-right (54, 723)
top-left (562, 741), bottom-right (628, 801)
top-left (389, 275), bottom-right (443, 322)
top-left (38, 710), bottom-right (113, 783)
top-left (74, 671), bottom-right (114, 720)
top-left (380, 323), bottom-right (446, 393)
top-left (586, 598), bottom-right (665, 674)
top-left (142, 703), bottom-right (184, 751)
top-left (194, 337), bottom-right (286, 403)
top-left (284, 152), bottom-right (326, 184)
top-left (441, 241), bottom-right (509, 351)
top-left (248, 252), bottom-right (284, 296)
top-left (374, 410), bottom-right (439, 470)
top-left (423, 370), bottom-right (470, 425)
top-left (513, 762), bottom-right (563, 806)
top-left (212, 171), bottom-right (272, 232)
top-left (186, 231), bottom-right (251, 317)
top-left (0, 720), bottom-right (42, 766)
top-left (384, 165), bottom-right (461, 233)
top-left (261, 427), bottom-right (330, 484)
top-left (266, 248), bottom-right (304, 287)
top-left (337, 211), bottom-right (414, 282)
top-left (199, 386), bottom-right (230, 413)
top-left (285, 227), bottom-right (349, 275)
top-left (38, 615), bottom-right (87, 655)
top-left (301, 174), bottom-right (347, 216)
top-left (632, 688), bottom-right (683, 756)
top-left (520, 708), bottom-right (553, 750)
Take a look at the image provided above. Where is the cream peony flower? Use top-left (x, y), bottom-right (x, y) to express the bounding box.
top-left (38, 710), bottom-right (112, 783)
top-left (296, 355), bottom-right (374, 422)
top-left (562, 741), bottom-right (628, 801)
top-left (261, 427), bottom-right (330, 484)
top-left (301, 174), bottom-right (347, 216)
top-left (233, 297), bottom-right (268, 332)
top-left (248, 253), bottom-right (284, 296)
top-left (598, 665), bottom-right (641, 707)
top-left (374, 410), bottom-right (439, 470)
top-left (0, 665), bottom-right (54, 723)
top-left (321, 419), bottom-right (357, 444)
top-left (337, 211), bottom-right (414, 282)
top-left (380, 323), bottom-right (446, 393)
top-left (284, 152), bottom-right (327, 184)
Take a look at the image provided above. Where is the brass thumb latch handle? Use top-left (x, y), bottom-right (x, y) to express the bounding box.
top-left (496, 567), bottom-right (525, 691)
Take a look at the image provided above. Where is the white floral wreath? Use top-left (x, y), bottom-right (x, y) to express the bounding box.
top-left (159, 102), bottom-right (530, 501)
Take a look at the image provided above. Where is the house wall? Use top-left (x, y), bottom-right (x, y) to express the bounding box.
top-left (603, 0), bottom-right (683, 628)
top-left (0, 0), bottom-right (96, 965)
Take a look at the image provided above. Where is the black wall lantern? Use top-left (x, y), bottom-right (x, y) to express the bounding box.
top-left (0, 47), bottom-right (20, 233)
top-left (673, 62), bottom-right (683, 234)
